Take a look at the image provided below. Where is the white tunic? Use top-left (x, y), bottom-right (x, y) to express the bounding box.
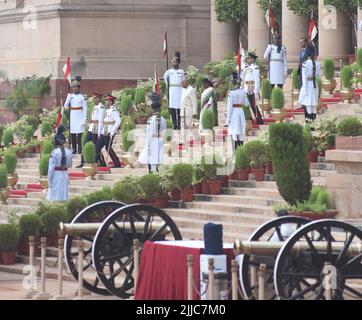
top-left (138, 115), bottom-right (167, 165)
top-left (227, 88), bottom-right (248, 138)
top-left (64, 93), bottom-right (88, 134)
top-left (264, 44), bottom-right (288, 85)
top-left (101, 106), bottom-right (121, 136)
top-left (299, 59), bottom-right (322, 110)
top-left (180, 85), bottom-right (197, 119)
top-left (164, 68), bottom-right (185, 109)
top-left (243, 64), bottom-right (260, 95)
top-left (47, 147), bottom-right (73, 202)
top-left (88, 103), bottom-right (105, 136)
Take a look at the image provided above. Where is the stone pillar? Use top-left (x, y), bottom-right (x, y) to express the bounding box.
top-left (282, 0), bottom-right (309, 67)
top-left (358, 9), bottom-right (362, 49)
top-left (318, 0), bottom-right (352, 60)
top-left (248, 0), bottom-right (269, 59)
top-left (210, 0), bottom-right (237, 61)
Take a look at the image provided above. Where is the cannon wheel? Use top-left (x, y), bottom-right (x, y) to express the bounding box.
top-left (239, 216), bottom-right (310, 300)
top-left (92, 204), bottom-right (182, 299)
top-left (274, 219), bottom-right (362, 300)
top-left (64, 201), bottom-right (125, 296)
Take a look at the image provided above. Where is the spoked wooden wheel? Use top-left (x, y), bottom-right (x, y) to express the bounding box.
top-left (92, 204), bottom-right (182, 299)
top-left (64, 201), bottom-right (125, 295)
top-left (274, 220), bottom-right (362, 300)
top-left (239, 216), bottom-right (309, 300)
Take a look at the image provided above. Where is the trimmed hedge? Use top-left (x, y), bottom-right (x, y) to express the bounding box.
top-left (4, 150), bottom-right (17, 174)
top-left (83, 141), bottom-right (96, 163)
top-left (323, 59), bottom-right (335, 81)
top-left (235, 146), bottom-right (249, 170)
top-left (337, 117), bottom-right (362, 137)
top-left (112, 176), bottom-right (141, 204)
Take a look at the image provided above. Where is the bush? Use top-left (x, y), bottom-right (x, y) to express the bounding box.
top-left (323, 59), bottom-right (335, 81)
top-left (81, 132), bottom-right (87, 147)
top-left (358, 48), bottom-right (362, 71)
top-left (303, 126), bottom-right (313, 153)
top-left (120, 95), bottom-right (133, 116)
top-left (316, 189), bottom-right (330, 208)
top-left (271, 87), bottom-right (285, 109)
top-left (200, 153), bottom-right (224, 181)
top-left (19, 214), bottom-right (43, 238)
top-left (41, 206), bottom-right (69, 234)
top-left (172, 164), bottom-right (194, 190)
top-left (0, 224), bottom-right (20, 251)
top-left (192, 164), bottom-right (204, 185)
top-left (202, 109), bottom-right (215, 130)
top-left (66, 196), bottom-right (87, 220)
top-left (83, 141), bottom-right (96, 163)
top-left (292, 68), bottom-right (301, 90)
top-left (85, 190), bottom-right (112, 206)
top-left (3, 128), bottom-right (14, 148)
top-left (337, 117), bottom-right (362, 137)
top-left (101, 186), bottom-right (112, 198)
top-left (121, 88), bottom-right (136, 100)
top-left (134, 88), bottom-right (146, 106)
top-left (23, 125), bottom-right (34, 143)
top-left (42, 140), bottom-right (53, 155)
top-left (41, 120), bottom-right (52, 137)
top-left (0, 125), bottom-right (4, 144)
top-left (39, 154), bottom-right (50, 176)
top-left (161, 110), bottom-right (170, 120)
top-left (4, 150), bottom-right (17, 174)
top-left (0, 165), bottom-right (7, 188)
top-left (317, 78), bottom-right (322, 99)
top-left (341, 65), bottom-right (353, 89)
top-left (121, 116), bottom-right (135, 134)
top-left (269, 123), bottom-right (312, 205)
top-left (244, 141), bottom-right (268, 169)
top-left (242, 105), bottom-right (252, 121)
top-left (218, 66), bottom-right (229, 81)
top-left (235, 146), bottom-right (249, 170)
top-left (139, 173), bottom-right (162, 200)
top-left (22, 115), bottom-right (40, 132)
top-left (262, 79), bottom-right (272, 99)
top-left (112, 176), bottom-right (141, 204)
top-left (309, 187), bottom-right (324, 204)
top-left (122, 130), bottom-right (135, 152)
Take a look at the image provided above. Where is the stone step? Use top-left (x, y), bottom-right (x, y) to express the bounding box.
top-left (310, 169), bottom-right (337, 178)
top-left (221, 187), bottom-right (281, 198)
top-left (310, 162), bottom-right (334, 171)
top-left (192, 194), bottom-right (283, 207)
top-left (0, 204), bottom-right (33, 217)
top-left (7, 197), bottom-right (43, 207)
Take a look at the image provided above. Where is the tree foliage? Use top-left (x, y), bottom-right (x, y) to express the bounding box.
top-left (287, 0), bottom-right (318, 17)
top-left (214, 0), bottom-right (248, 23)
top-left (258, 0), bottom-right (282, 24)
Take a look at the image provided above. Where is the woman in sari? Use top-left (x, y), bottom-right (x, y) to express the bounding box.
top-left (199, 78), bottom-right (218, 132)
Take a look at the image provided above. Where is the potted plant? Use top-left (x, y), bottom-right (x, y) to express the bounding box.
top-left (340, 65), bottom-right (355, 103)
top-left (235, 146), bottom-right (250, 181)
top-left (335, 117), bottom-right (362, 151)
top-left (316, 78), bottom-right (323, 114)
top-left (172, 164), bottom-right (194, 202)
top-left (0, 224), bottom-right (20, 265)
top-left (192, 164), bottom-right (204, 194)
top-left (112, 176), bottom-right (141, 204)
top-left (158, 165), bottom-right (175, 204)
top-left (261, 79), bottom-right (272, 113)
top-left (66, 196), bottom-right (88, 221)
top-left (4, 150), bottom-right (18, 189)
top-left (18, 214), bottom-right (43, 256)
top-left (242, 105), bottom-right (253, 134)
top-left (303, 125), bottom-right (319, 164)
top-left (200, 153), bottom-right (224, 195)
top-left (313, 114), bottom-right (338, 156)
top-left (2, 128), bottom-right (13, 148)
top-left (322, 59), bottom-right (337, 94)
top-left (164, 119), bottom-right (173, 157)
top-left (244, 141), bottom-right (268, 182)
top-left (120, 95), bottom-right (133, 116)
top-left (257, 129), bottom-right (274, 175)
top-left (39, 154), bottom-right (50, 190)
top-left (41, 205), bottom-right (69, 247)
top-left (292, 68), bottom-right (301, 100)
top-left (83, 141), bottom-right (98, 180)
top-left (134, 87), bottom-right (146, 106)
top-left (139, 173), bottom-right (161, 204)
top-left (0, 165), bottom-right (9, 204)
top-left (270, 87), bottom-right (287, 123)
top-left (201, 109), bottom-right (215, 144)
top-left (121, 130), bottom-right (135, 167)
top-left (40, 120), bottom-right (53, 138)
top-left (356, 48), bottom-right (362, 82)
top-left (41, 140), bottom-right (53, 154)
top-left (23, 125), bottom-right (34, 144)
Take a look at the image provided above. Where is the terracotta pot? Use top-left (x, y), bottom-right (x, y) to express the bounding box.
top-left (237, 169), bottom-right (249, 181)
top-left (307, 150), bottom-right (319, 164)
top-left (35, 145), bottom-right (41, 153)
top-left (139, 199), bottom-right (149, 204)
top-left (193, 183), bottom-right (203, 194)
top-left (289, 210), bottom-right (338, 221)
top-left (170, 189), bottom-right (181, 201)
top-left (201, 181), bottom-right (210, 195)
top-left (336, 136), bottom-right (362, 151)
top-left (207, 180), bottom-right (222, 195)
top-left (251, 168), bottom-right (265, 182)
top-left (181, 187), bottom-right (193, 202)
top-left (1, 251), bottom-right (16, 265)
top-left (154, 196), bottom-right (169, 209)
top-left (221, 176), bottom-right (229, 188)
top-left (265, 163), bottom-right (274, 175)
top-left (229, 172), bottom-right (237, 181)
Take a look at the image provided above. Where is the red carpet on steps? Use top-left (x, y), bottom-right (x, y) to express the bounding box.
top-left (26, 184), bottom-right (44, 192)
top-left (9, 189), bottom-right (28, 198)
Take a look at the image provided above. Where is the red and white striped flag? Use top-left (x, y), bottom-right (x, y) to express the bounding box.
top-left (63, 57), bottom-right (71, 86)
top-left (162, 32), bottom-right (168, 59)
top-left (308, 18), bottom-right (318, 45)
top-left (153, 68), bottom-right (161, 96)
top-left (265, 7), bottom-right (277, 33)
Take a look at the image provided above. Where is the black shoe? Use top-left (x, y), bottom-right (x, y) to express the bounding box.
top-left (72, 151), bottom-right (77, 155)
top-left (76, 164), bottom-right (83, 168)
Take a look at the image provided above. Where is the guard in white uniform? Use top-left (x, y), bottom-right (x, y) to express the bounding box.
top-left (64, 80), bottom-right (88, 154)
top-left (299, 53), bottom-right (322, 121)
top-left (138, 93), bottom-right (167, 173)
top-left (47, 126), bottom-right (73, 202)
top-left (164, 52), bottom-right (185, 130)
top-left (78, 93), bottom-right (105, 167)
top-left (264, 33), bottom-right (288, 88)
top-left (227, 73), bottom-right (248, 151)
top-left (96, 95), bottom-right (121, 167)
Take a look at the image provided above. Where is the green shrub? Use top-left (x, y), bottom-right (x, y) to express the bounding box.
top-left (66, 196), bottom-right (88, 220)
top-left (4, 151), bottom-right (17, 174)
top-left (0, 165), bottom-right (7, 188)
top-left (121, 88), bottom-right (136, 100)
top-left (172, 164), bottom-right (194, 190)
top-left (218, 66), bottom-right (229, 81)
top-left (0, 125), bottom-right (4, 144)
top-left (316, 189), bottom-right (330, 208)
top-left (192, 164), bottom-right (204, 185)
top-left (121, 116), bottom-right (135, 134)
top-left (200, 153), bottom-right (224, 181)
top-left (22, 115), bottom-right (40, 131)
top-left (120, 95), bottom-right (133, 116)
top-left (309, 187), bottom-right (324, 204)
top-left (85, 190), bottom-right (112, 206)
top-left (122, 130), bottom-right (135, 152)
top-left (39, 154), bottom-right (50, 176)
top-left (341, 65), bottom-right (353, 89)
top-left (235, 146), bottom-right (249, 170)
top-left (323, 59), bottom-right (335, 81)
top-left (242, 106), bottom-right (252, 121)
top-left (161, 110), bottom-right (170, 120)
top-left (165, 120), bottom-right (173, 142)
top-left (134, 88), bottom-right (146, 106)
top-left (112, 176), bottom-right (141, 204)
top-left (2, 128), bottom-right (14, 148)
top-left (139, 173), bottom-right (162, 200)
top-left (195, 74), bottom-right (204, 91)
top-left (83, 141), bottom-right (96, 163)
top-left (358, 48), bottom-right (362, 71)
top-left (271, 87), bottom-right (285, 109)
top-left (101, 186), bottom-right (112, 198)
top-left (42, 140), bottom-right (53, 155)
top-left (292, 68), bottom-right (301, 90)
top-left (23, 125), bottom-right (34, 143)
top-left (317, 78), bottom-right (322, 98)
top-left (303, 126), bottom-right (313, 153)
top-left (244, 141), bottom-right (268, 169)
top-left (291, 202), bottom-right (327, 214)
top-left (262, 79), bottom-right (272, 99)
top-left (41, 120), bottom-right (52, 137)
top-left (0, 224), bottom-right (20, 251)
top-left (201, 109), bottom-right (215, 130)
top-left (41, 206), bottom-right (69, 234)
top-left (337, 117), bottom-right (362, 137)
top-left (269, 123), bottom-right (312, 205)
top-left (81, 132), bottom-right (87, 147)
top-left (19, 214), bottom-right (43, 238)
top-left (204, 61), bottom-right (222, 78)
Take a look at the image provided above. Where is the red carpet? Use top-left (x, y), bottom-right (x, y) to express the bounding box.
top-left (98, 167), bottom-right (111, 173)
top-left (26, 184), bottom-right (44, 192)
top-left (9, 190), bottom-right (28, 198)
top-left (333, 92), bottom-right (361, 99)
top-left (69, 172), bottom-right (86, 180)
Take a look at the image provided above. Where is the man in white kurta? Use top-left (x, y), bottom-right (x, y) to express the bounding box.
top-left (164, 56), bottom-right (185, 130)
top-left (299, 56), bottom-right (322, 121)
top-left (64, 80), bottom-right (88, 154)
top-left (264, 34), bottom-right (288, 88)
top-left (180, 78), bottom-right (198, 146)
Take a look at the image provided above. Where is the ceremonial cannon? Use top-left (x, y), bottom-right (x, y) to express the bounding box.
top-left (60, 201), bottom-right (182, 298)
top-left (235, 217), bottom-right (362, 300)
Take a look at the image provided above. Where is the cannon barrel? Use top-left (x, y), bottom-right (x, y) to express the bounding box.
top-left (234, 240), bottom-right (362, 257)
top-left (59, 221), bottom-right (171, 237)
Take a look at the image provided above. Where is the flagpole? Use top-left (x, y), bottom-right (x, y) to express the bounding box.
top-left (67, 48), bottom-right (71, 150)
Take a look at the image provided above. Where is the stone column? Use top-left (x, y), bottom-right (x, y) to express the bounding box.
top-left (248, 0), bottom-right (269, 59)
top-left (282, 0), bottom-right (309, 67)
top-left (211, 0), bottom-right (237, 61)
top-left (358, 9), bottom-right (362, 49)
top-left (318, 0), bottom-right (352, 60)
